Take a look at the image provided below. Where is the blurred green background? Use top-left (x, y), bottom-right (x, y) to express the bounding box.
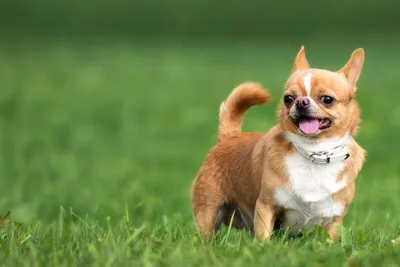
top-left (1, 0), bottom-right (400, 40)
top-left (0, 0), bottom-right (399, 240)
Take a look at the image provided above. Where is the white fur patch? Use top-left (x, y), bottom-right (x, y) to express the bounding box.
top-left (220, 101), bottom-right (227, 113)
top-left (273, 132), bottom-right (350, 232)
top-left (275, 188), bottom-right (344, 232)
top-left (303, 72), bottom-right (312, 96)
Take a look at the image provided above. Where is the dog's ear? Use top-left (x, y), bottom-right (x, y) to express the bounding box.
top-left (337, 48), bottom-right (364, 87)
top-left (291, 46), bottom-right (310, 73)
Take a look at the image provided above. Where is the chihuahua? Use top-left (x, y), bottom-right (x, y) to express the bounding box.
top-left (191, 47), bottom-right (365, 241)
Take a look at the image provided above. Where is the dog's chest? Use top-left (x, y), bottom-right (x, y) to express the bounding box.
top-left (274, 152), bottom-right (346, 232)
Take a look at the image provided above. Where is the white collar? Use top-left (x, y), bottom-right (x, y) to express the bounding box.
top-left (285, 132), bottom-right (351, 164)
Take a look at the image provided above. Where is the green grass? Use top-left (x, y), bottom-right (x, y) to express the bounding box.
top-left (0, 39), bottom-right (399, 266)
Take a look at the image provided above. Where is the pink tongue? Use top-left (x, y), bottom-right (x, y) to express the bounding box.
top-left (299, 118), bottom-right (320, 135)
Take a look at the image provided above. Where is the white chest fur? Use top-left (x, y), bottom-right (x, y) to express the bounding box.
top-left (273, 133), bottom-right (350, 232)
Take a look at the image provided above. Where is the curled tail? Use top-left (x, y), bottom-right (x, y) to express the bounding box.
top-left (218, 82), bottom-right (270, 139)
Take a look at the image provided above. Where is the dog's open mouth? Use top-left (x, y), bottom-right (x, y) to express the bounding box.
top-left (292, 116), bottom-right (332, 135)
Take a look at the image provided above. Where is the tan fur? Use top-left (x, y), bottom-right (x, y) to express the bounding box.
top-left (191, 47), bottom-right (366, 241)
top-left (218, 82), bottom-right (270, 139)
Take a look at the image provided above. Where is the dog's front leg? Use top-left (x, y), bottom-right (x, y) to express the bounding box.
top-left (325, 183), bottom-right (354, 240)
top-left (324, 219), bottom-right (343, 241)
top-left (254, 198), bottom-right (276, 241)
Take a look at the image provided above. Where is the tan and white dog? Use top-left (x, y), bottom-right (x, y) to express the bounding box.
top-left (190, 47), bottom-right (366, 241)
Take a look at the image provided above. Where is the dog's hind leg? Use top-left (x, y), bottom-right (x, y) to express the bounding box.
top-left (191, 172), bottom-right (226, 239)
top-left (194, 205), bottom-right (220, 239)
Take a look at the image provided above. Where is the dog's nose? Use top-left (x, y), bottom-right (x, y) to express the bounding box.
top-left (296, 97), bottom-right (310, 109)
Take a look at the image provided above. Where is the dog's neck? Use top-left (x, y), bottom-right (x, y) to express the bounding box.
top-left (286, 132), bottom-right (351, 153)
top-left (285, 132), bottom-right (351, 164)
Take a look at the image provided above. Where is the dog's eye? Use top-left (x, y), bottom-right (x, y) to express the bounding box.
top-left (321, 96), bottom-right (334, 105)
top-left (284, 95), bottom-right (295, 104)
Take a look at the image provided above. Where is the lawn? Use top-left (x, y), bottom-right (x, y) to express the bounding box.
top-left (0, 38), bottom-right (399, 266)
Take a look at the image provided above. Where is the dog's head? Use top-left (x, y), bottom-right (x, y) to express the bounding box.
top-left (279, 46), bottom-right (364, 139)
